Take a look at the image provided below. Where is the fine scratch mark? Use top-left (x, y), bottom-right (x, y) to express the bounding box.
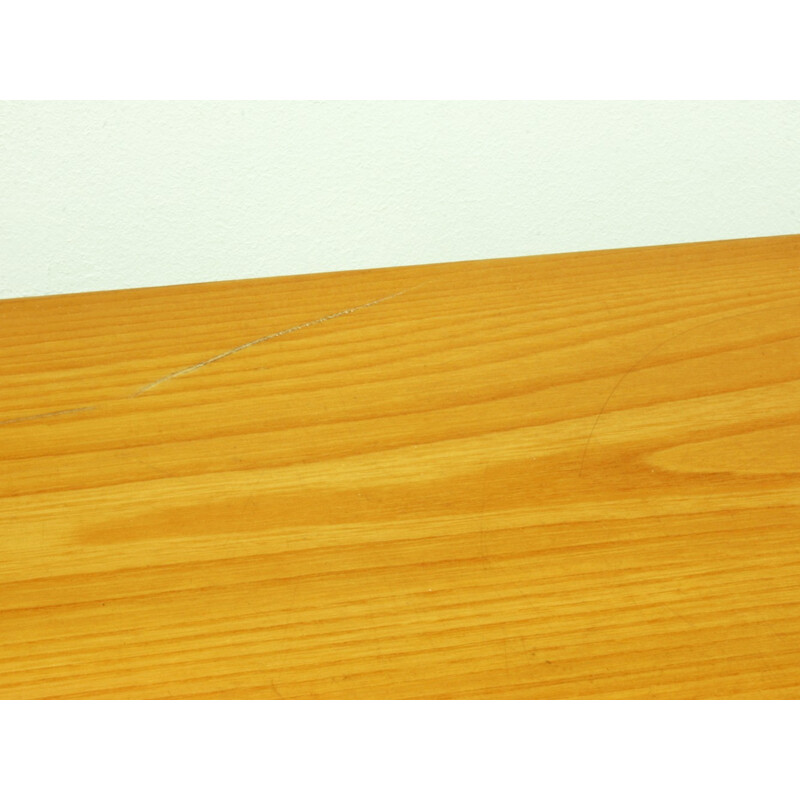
top-left (577, 303), bottom-right (792, 476)
top-left (270, 680), bottom-right (286, 700)
top-left (0, 405), bottom-right (96, 427)
top-left (132, 283), bottom-right (425, 397)
top-left (0, 281), bottom-right (428, 427)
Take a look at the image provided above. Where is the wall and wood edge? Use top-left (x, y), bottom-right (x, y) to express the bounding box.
top-left (1, 234), bottom-right (798, 697)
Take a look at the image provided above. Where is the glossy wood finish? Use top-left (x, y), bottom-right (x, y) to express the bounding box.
top-left (1, 235), bottom-right (799, 699)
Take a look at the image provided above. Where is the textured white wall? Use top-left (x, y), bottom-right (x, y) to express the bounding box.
top-left (1, 101), bottom-right (798, 299)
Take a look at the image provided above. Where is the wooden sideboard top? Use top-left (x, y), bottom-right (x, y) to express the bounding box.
top-left (1, 234), bottom-right (799, 698)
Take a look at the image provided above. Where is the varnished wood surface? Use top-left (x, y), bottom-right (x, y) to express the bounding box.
top-left (1, 235), bottom-right (799, 699)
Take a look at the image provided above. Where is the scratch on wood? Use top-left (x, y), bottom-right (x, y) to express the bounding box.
top-left (0, 405), bottom-right (96, 427)
top-left (132, 283), bottom-right (426, 396)
top-left (0, 281), bottom-right (427, 426)
top-left (270, 680), bottom-right (285, 699)
top-left (577, 303), bottom-right (785, 476)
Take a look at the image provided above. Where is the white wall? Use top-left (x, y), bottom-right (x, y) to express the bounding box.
top-left (1, 101), bottom-right (798, 300)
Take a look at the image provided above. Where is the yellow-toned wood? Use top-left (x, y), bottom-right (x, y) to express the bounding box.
top-left (1, 235), bottom-right (799, 698)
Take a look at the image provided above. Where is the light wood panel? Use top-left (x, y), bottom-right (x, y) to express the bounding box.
top-left (1, 235), bottom-right (799, 699)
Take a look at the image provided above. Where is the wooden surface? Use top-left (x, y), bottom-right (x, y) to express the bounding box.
top-left (1, 235), bottom-right (799, 699)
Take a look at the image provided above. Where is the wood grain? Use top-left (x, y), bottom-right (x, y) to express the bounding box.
top-left (1, 235), bottom-right (799, 699)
